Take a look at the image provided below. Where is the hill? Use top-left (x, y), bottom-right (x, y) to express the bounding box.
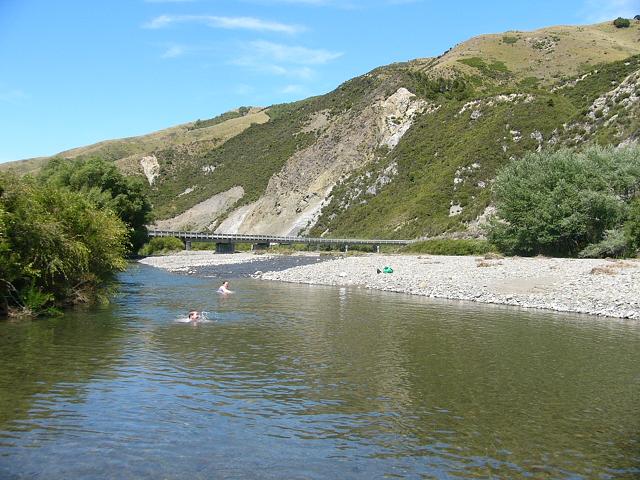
top-left (3, 20), bottom-right (640, 238)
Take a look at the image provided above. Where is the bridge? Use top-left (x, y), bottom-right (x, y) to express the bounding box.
top-left (148, 230), bottom-right (414, 253)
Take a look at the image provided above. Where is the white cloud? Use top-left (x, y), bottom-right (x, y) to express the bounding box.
top-left (233, 84), bottom-right (255, 95)
top-left (280, 84), bottom-right (305, 94)
top-left (582, 0), bottom-right (640, 22)
top-left (243, 40), bottom-right (342, 65)
top-left (161, 45), bottom-right (186, 58)
top-left (143, 14), bottom-right (304, 34)
top-left (0, 88), bottom-right (28, 103)
top-left (232, 41), bottom-right (342, 79)
top-left (233, 60), bottom-right (315, 79)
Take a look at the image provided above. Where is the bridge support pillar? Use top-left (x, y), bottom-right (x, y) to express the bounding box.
top-left (216, 243), bottom-right (235, 254)
top-left (344, 244), bottom-right (349, 253)
top-left (375, 245), bottom-right (380, 253)
top-left (185, 240), bottom-right (192, 251)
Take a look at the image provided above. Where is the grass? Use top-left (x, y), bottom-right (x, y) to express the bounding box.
top-left (401, 239), bottom-right (496, 255)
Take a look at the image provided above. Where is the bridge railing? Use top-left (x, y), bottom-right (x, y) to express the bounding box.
top-left (148, 230), bottom-right (414, 246)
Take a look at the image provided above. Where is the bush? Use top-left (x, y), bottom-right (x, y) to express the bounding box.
top-left (578, 229), bottom-right (627, 258)
top-left (613, 17), bottom-right (631, 28)
top-left (488, 146), bottom-right (640, 256)
top-left (402, 239), bottom-right (496, 256)
top-left (138, 237), bottom-right (184, 256)
top-left (624, 197), bottom-right (640, 254)
top-left (39, 157), bottom-right (153, 252)
top-left (0, 174), bottom-right (128, 316)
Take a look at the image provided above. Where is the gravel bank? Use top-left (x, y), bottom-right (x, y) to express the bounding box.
top-left (261, 254), bottom-right (640, 319)
top-left (138, 251), bottom-right (276, 273)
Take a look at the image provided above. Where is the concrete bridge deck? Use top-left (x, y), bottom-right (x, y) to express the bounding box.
top-left (148, 230), bottom-right (414, 253)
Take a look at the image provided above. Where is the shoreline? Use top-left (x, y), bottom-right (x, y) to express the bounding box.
top-left (139, 251), bottom-right (640, 320)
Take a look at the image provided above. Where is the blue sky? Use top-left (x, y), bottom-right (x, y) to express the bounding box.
top-left (1, 0), bottom-right (639, 162)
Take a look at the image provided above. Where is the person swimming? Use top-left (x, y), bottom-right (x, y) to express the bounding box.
top-left (217, 281), bottom-right (233, 294)
top-left (188, 310), bottom-right (201, 322)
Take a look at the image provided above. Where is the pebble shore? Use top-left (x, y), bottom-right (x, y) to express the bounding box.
top-left (138, 251), bottom-right (276, 273)
top-left (139, 251), bottom-right (640, 319)
top-left (262, 254), bottom-right (640, 319)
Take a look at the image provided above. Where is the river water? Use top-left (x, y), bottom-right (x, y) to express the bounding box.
top-left (0, 263), bottom-right (639, 479)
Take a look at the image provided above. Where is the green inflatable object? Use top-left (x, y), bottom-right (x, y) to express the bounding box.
top-left (382, 266), bottom-right (393, 274)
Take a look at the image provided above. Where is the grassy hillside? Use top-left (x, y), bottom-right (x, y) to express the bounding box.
top-left (311, 53), bottom-right (640, 238)
top-left (422, 21), bottom-right (640, 85)
top-left (148, 67), bottom-right (409, 219)
top-left (3, 20), bottom-right (640, 238)
top-left (0, 107), bottom-right (269, 176)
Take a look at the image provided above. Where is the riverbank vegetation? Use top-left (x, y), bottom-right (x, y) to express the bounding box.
top-left (488, 146), bottom-right (640, 257)
top-left (139, 236), bottom-right (184, 256)
top-left (1, 158), bottom-right (153, 318)
top-left (39, 157), bottom-right (153, 251)
top-left (0, 175), bottom-right (128, 317)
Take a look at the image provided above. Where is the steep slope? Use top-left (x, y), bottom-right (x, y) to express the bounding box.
top-left (4, 20), bottom-right (640, 238)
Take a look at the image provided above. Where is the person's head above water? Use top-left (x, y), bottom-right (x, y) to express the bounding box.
top-left (188, 310), bottom-right (200, 321)
top-left (217, 281), bottom-right (233, 294)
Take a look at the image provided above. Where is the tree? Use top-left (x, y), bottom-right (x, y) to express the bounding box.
top-left (487, 147), bottom-right (640, 256)
top-left (0, 174), bottom-right (128, 316)
top-left (613, 17), bottom-right (631, 28)
top-left (39, 156), bottom-right (153, 252)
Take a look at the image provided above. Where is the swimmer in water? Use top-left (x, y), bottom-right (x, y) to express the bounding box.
top-left (188, 310), bottom-right (201, 322)
top-left (217, 281), bottom-right (233, 294)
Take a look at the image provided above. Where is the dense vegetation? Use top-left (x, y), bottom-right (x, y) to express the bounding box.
top-left (487, 147), bottom-right (640, 257)
top-left (311, 54), bottom-right (640, 239)
top-left (0, 174), bottom-right (129, 317)
top-left (39, 157), bottom-right (153, 251)
top-left (0, 157), bottom-right (154, 318)
top-left (138, 236), bottom-right (184, 256)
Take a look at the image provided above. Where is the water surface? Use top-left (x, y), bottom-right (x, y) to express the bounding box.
top-left (0, 263), bottom-right (639, 479)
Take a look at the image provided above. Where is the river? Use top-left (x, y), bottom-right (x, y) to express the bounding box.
top-left (0, 263), bottom-right (638, 479)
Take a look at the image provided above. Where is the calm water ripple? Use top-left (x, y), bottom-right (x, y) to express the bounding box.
top-left (0, 262), bottom-right (639, 479)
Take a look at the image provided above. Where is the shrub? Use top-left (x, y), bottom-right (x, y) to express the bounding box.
top-left (0, 174), bottom-right (128, 316)
top-left (578, 229), bottom-right (627, 258)
top-left (487, 146), bottom-right (640, 256)
top-left (613, 17), bottom-right (631, 28)
top-left (402, 239), bottom-right (496, 256)
top-left (39, 157), bottom-right (153, 252)
top-left (624, 197), bottom-right (640, 254)
top-left (139, 237), bottom-right (184, 256)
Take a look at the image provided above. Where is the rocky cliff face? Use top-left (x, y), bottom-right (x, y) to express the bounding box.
top-left (212, 87), bottom-right (433, 235)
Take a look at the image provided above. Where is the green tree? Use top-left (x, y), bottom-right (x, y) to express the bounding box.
top-left (487, 147), bottom-right (640, 256)
top-left (39, 156), bottom-right (153, 252)
top-left (0, 174), bottom-right (128, 316)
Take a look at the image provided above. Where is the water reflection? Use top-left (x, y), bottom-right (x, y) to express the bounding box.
top-left (0, 263), bottom-right (638, 479)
